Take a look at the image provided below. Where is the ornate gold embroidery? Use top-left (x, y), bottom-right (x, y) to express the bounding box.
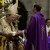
top-left (41, 25), bottom-right (44, 40)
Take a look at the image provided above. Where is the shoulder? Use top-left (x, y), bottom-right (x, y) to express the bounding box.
top-left (0, 16), bottom-right (7, 24)
top-left (29, 15), bottom-right (36, 23)
top-left (32, 14), bottom-right (37, 20)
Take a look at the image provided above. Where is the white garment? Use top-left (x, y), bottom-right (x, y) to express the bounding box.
top-left (46, 25), bottom-right (50, 36)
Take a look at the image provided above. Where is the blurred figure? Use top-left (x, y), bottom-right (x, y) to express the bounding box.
top-left (46, 19), bottom-right (50, 36)
top-left (18, 0), bottom-right (28, 30)
top-left (46, 19), bottom-right (50, 50)
top-left (17, 4), bottom-right (48, 50)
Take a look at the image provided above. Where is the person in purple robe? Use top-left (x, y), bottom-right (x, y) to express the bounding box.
top-left (17, 4), bottom-right (48, 50)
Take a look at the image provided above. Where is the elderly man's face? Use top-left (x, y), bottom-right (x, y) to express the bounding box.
top-left (7, 14), bottom-right (16, 22)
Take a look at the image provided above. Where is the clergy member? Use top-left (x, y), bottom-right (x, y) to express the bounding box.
top-left (17, 4), bottom-right (48, 50)
top-left (0, 0), bottom-right (24, 50)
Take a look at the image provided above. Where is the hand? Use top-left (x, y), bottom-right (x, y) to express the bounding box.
top-left (18, 30), bottom-right (22, 33)
top-left (17, 30), bottom-right (23, 36)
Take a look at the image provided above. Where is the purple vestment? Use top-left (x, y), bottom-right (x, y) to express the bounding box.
top-left (48, 35), bottom-right (50, 50)
top-left (24, 11), bottom-right (48, 50)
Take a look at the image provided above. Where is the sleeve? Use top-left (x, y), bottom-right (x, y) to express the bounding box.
top-left (24, 16), bottom-right (36, 44)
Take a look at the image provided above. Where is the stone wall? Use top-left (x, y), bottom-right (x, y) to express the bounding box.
top-left (48, 0), bottom-right (50, 18)
top-left (20, 0), bottom-right (50, 19)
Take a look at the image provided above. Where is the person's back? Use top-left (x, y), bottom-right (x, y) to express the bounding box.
top-left (17, 4), bottom-right (48, 50)
top-left (24, 5), bottom-right (48, 50)
top-left (33, 11), bottom-right (48, 50)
